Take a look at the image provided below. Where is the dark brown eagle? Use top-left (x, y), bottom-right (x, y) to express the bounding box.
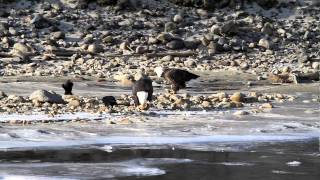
top-left (62, 80), bottom-right (73, 95)
top-left (154, 67), bottom-right (199, 93)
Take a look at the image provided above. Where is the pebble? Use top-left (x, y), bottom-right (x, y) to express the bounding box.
top-left (258, 38), bottom-right (271, 49)
top-left (68, 99), bottom-right (81, 107)
top-left (230, 92), bottom-right (245, 103)
top-left (261, 103), bottom-right (273, 109)
top-left (173, 14), bottom-right (183, 23)
top-left (13, 43), bottom-right (31, 54)
top-left (164, 22), bottom-right (176, 32)
top-left (87, 43), bottom-right (102, 53)
top-left (233, 110), bottom-right (249, 116)
top-left (166, 40), bottom-right (184, 50)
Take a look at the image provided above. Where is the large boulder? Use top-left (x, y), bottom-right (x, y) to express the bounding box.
top-left (30, 90), bottom-right (64, 104)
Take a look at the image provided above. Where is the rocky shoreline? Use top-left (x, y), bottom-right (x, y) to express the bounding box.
top-left (0, 0), bottom-right (319, 122)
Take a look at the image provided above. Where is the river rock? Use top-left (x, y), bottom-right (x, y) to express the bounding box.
top-left (30, 14), bottom-right (52, 29)
top-left (68, 99), bottom-right (81, 107)
top-left (220, 21), bottom-right (238, 35)
top-left (29, 90), bottom-right (64, 104)
top-left (119, 41), bottom-right (129, 51)
top-left (156, 33), bottom-right (174, 43)
top-left (261, 103), bottom-right (273, 108)
top-left (261, 22), bottom-right (273, 35)
top-left (87, 43), bottom-right (103, 53)
top-left (113, 73), bottom-right (134, 86)
top-left (230, 92), bottom-right (245, 102)
top-left (164, 22), bottom-right (177, 32)
top-left (52, 31), bottom-right (65, 39)
top-left (166, 40), bottom-right (185, 50)
top-left (173, 14), bottom-right (183, 23)
top-left (258, 38), bottom-right (271, 49)
top-left (135, 46), bottom-right (148, 54)
top-left (13, 43), bottom-right (31, 54)
top-left (0, 91), bottom-right (7, 99)
top-left (233, 110), bottom-right (249, 116)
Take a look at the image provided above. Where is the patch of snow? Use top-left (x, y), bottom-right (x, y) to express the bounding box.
top-left (0, 175), bottom-right (73, 180)
top-left (216, 162), bottom-right (254, 166)
top-left (286, 161), bottom-right (301, 166)
top-left (0, 112), bottom-right (110, 122)
top-left (123, 167), bottom-right (165, 176)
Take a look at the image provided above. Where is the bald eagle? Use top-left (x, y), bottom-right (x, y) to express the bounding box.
top-left (62, 80), bottom-right (73, 95)
top-left (132, 77), bottom-right (153, 108)
top-left (154, 67), bottom-right (199, 93)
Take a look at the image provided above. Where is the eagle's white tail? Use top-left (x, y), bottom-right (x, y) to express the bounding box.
top-left (137, 91), bottom-right (148, 105)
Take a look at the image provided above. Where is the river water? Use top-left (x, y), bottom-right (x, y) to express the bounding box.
top-left (0, 137), bottom-right (319, 180)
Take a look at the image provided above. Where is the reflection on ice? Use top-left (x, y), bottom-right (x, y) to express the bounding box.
top-left (0, 158), bottom-right (194, 179)
top-left (0, 134), bottom-right (317, 150)
top-left (0, 175), bottom-right (74, 180)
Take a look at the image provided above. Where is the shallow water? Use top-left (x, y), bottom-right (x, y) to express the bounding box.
top-left (0, 138), bottom-right (319, 180)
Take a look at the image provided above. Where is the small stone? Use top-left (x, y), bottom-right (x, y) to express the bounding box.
top-left (173, 14), bottom-right (183, 23)
top-left (118, 118), bottom-right (133, 125)
top-left (210, 24), bottom-right (220, 34)
top-left (135, 46), bottom-right (148, 54)
top-left (156, 33), bottom-right (174, 43)
top-left (113, 74), bottom-right (134, 86)
top-left (240, 62), bottom-right (249, 70)
top-left (312, 62), bottom-right (319, 69)
top-left (13, 43), bottom-right (31, 54)
top-left (184, 59), bottom-right (196, 67)
top-left (9, 27), bottom-right (18, 36)
top-left (87, 43), bottom-right (102, 53)
top-left (261, 22), bottom-right (273, 35)
top-left (249, 42), bottom-right (255, 48)
top-left (201, 101), bottom-right (211, 108)
top-left (119, 41), bottom-right (129, 51)
top-left (277, 28), bottom-right (286, 35)
top-left (103, 36), bottom-right (114, 44)
top-left (148, 37), bottom-right (158, 44)
top-left (0, 91), bottom-right (7, 99)
top-left (164, 22), bottom-right (176, 32)
top-left (230, 92), bottom-right (244, 102)
top-left (30, 14), bottom-right (51, 29)
top-left (69, 99), bottom-right (81, 107)
top-left (282, 66), bottom-right (290, 73)
top-left (184, 40), bottom-right (199, 49)
top-left (220, 20), bottom-right (238, 35)
top-left (161, 55), bottom-right (173, 62)
top-left (261, 103), bottom-right (273, 108)
top-left (166, 40), bottom-right (184, 50)
top-left (258, 38), bottom-right (271, 49)
top-left (233, 110), bottom-right (249, 116)
top-left (52, 31), bottom-right (65, 39)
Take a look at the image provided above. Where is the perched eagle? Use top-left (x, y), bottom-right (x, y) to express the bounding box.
top-left (102, 96), bottom-right (117, 107)
top-left (62, 80), bottom-right (73, 95)
top-left (154, 67), bottom-right (199, 93)
top-left (132, 77), bottom-right (153, 109)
